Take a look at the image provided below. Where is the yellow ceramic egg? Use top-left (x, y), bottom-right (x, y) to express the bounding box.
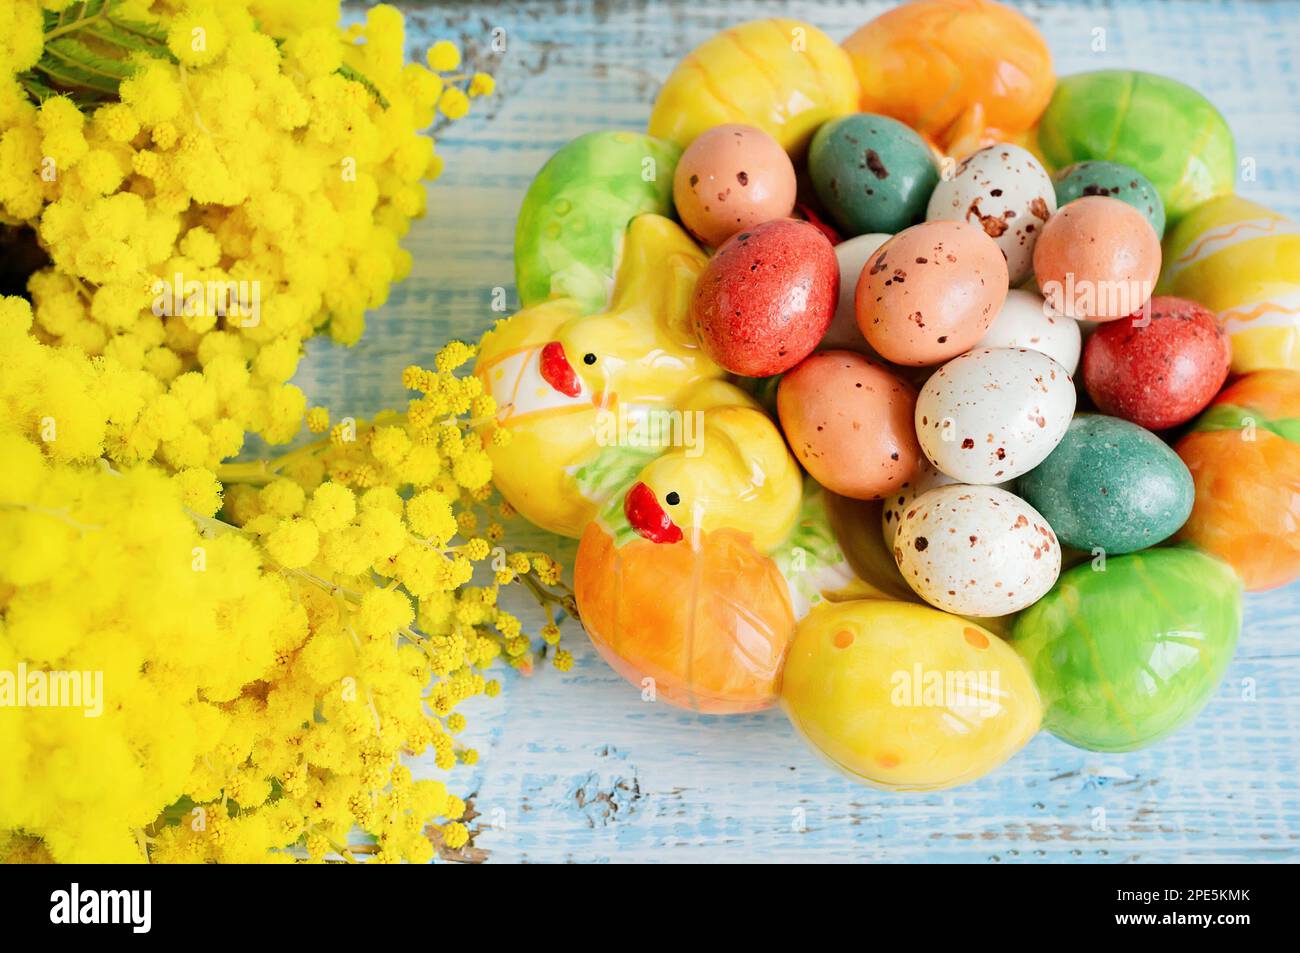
top-left (1158, 194), bottom-right (1300, 373)
top-left (781, 600), bottom-right (1041, 790)
top-left (648, 19), bottom-right (859, 157)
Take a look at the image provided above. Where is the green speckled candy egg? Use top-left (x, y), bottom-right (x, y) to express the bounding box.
top-left (1017, 415), bottom-right (1193, 554)
top-left (808, 113), bottom-right (939, 236)
top-left (1011, 548), bottom-right (1240, 752)
top-left (1052, 160), bottom-right (1166, 238)
top-left (1037, 71), bottom-right (1234, 225)
top-left (515, 131), bottom-right (681, 314)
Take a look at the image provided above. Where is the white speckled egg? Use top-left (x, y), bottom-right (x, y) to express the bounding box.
top-left (893, 484), bottom-right (1061, 616)
top-left (819, 232), bottom-right (891, 352)
top-left (916, 347), bottom-right (1075, 483)
top-left (975, 288), bottom-right (1081, 374)
top-left (926, 143), bottom-right (1056, 284)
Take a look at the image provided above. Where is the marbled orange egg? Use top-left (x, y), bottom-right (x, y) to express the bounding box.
top-left (854, 220), bottom-right (1008, 365)
top-left (673, 124), bottom-right (796, 248)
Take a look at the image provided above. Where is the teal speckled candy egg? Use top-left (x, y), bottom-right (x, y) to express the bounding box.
top-left (515, 131), bottom-right (681, 315)
top-left (808, 113), bottom-right (939, 237)
top-left (1052, 160), bottom-right (1166, 238)
top-left (1017, 415), bottom-right (1193, 554)
top-left (1011, 548), bottom-right (1241, 752)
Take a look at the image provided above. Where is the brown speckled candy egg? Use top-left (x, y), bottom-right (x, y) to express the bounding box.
top-left (855, 220), bottom-right (1009, 366)
top-left (926, 143), bottom-right (1057, 285)
top-left (893, 484), bottom-right (1061, 617)
top-left (692, 218), bottom-right (838, 376)
top-left (778, 350), bottom-right (921, 499)
top-left (1032, 195), bottom-right (1161, 321)
top-left (673, 124), bottom-right (797, 248)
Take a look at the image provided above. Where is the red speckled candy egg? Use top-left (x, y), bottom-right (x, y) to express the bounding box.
top-left (691, 218), bottom-right (838, 377)
top-left (777, 350), bottom-right (921, 499)
top-left (1032, 195), bottom-right (1161, 321)
top-left (1083, 295), bottom-right (1232, 430)
top-left (673, 124), bottom-right (797, 248)
top-left (855, 220), bottom-right (1009, 366)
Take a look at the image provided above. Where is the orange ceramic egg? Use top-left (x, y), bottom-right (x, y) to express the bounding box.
top-left (673, 124), bottom-right (797, 248)
top-left (1033, 196), bottom-right (1161, 321)
top-left (855, 220), bottom-right (1008, 366)
top-left (842, 0), bottom-right (1054, 158)
top-left (778, 351), bottom-right (922, 499)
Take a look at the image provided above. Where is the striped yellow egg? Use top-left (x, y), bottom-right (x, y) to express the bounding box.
top-left (648, 19), bottom-right (859, 158)
top-left (1158, 194), bottom-right (1300, 373)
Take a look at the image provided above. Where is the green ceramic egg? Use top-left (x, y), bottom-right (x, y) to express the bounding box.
top-left (808, 113), bottom-right (939, 236)
top-left (1011, 548), bottom-right (1240, 752)
top-left (1052, 160), bottom-right (1167, 238)
top-left (1017, 415), bottom-right (1193, 554)
top-left (515, 131), bottom-right (681, 314)
top-left (1037, 71), bottom-right (1234, 224)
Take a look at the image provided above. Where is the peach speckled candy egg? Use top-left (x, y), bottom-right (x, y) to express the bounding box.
top-left (855, 221), bottom-right (1009, 366)
top-left (673, 124), bottom-right (797, 248)
top-left (1032, 195), bottom-right (1161, 321)
top-left (777, 350), bottom-right (922, 500)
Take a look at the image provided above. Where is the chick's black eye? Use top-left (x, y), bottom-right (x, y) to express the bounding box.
top-left (583, 353), bottom-right (597, 365)
top-left (665, 491), bottom-right (680, 506)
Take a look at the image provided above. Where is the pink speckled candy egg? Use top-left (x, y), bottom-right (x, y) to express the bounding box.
top-left (673, 124), bottom-right (797, 248)
top-left (691, 218), bottom-right (838, 377)
top-left (855, 220), bottom-right (1009, 366)
top-left (777, 350), bottom-right (922, 500)
top-left (1032, 195), bottom-right (1161, 321)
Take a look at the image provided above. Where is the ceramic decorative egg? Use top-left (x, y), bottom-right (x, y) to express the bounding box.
top-left (515, 131), bottom-right (681, 315)
top-left (1176, 370), bottom-right (1300, 591)
top-left (808, 113), bottom-right (940, 237)
top-left (782, 599), bottom-right (1042, 790)
top-left (1011, 548), bottom-right (1242, 752)
top-left (1037, 70), bottom-right (1235, 224)
top-left (777, 351), bottom-right (921, 500)
top-left (1017, 415), bottom-right (1194, 554)
top-left (975, 288), bottom-right (1081, 374)
top-left (1158, 194), bottom-right (1300, 373)
top-left (820, 232), bottom-right (890, 353)
top-left (1082, 296), bottom-right (1231, 430)
top-left (1052, 160), bottom-right (1166, 238)
top-left (881, 459), bottom-right (958, 548)
top-left (916, 347), bottom-right (1075, 483)
top-left (925, 143), bottom-right (1056, 285)
top-left (649, 18), bottom-right (859, 157)
top-left (892, 484), bottom-right (1061, 617)
top-left (855, 220), bottom-right (1009, 366)
top-left (1032, 196), bottom-right (1161, 321)
top-left (842, 0), bottom-right (1054, 158)
top-left (672, 124), bottom-right (796, 248)
top-left (477, 215), bottom-right (722, 537)
top-left (692, 218), bottom-right (838, 376)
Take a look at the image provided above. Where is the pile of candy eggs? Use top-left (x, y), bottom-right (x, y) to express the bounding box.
top-left (477, 0), bottom-right (1300, 791)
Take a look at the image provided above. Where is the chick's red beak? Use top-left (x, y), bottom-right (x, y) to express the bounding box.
top-left (539, 341), bottom-right (581, 397)
top-left (624, 482), bottom-right (682, 544)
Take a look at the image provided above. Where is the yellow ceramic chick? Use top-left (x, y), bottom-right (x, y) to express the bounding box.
top-left (475, 214), bottom-right (723, 538)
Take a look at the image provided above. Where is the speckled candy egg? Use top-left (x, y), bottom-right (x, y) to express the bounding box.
top-left (925, 143), bottom-right (1056, 284)
top-left (1033, 195), bottom-right (1161, 321)
top-left (782, 600), bottom-right (1041, 790)
top-left (855, 221), bottom-right (1008, 366)
top-left (1017, 415), bottom-right (1194, 554)
top-left (692, 219), bottom-right (838, 377)
top-left (1052, 160), bottom-right (1166, 238)
top-left (975, 288), bottom-right (1081, 374)
top-left (809, 113), bottom-right (940, 237)
top-left (1083, 296), bottom-right (1231, 430)
top-left (916, 347), bottom-right (1075, 483)
top-left (1011, 548), bottom-right (1241, 751)
top-left (778, 351), bottom-right (921, 500)
top-left (673, 124), bottom-right (797, 248)
top-left (892, 484), bottom-right (1061, 616)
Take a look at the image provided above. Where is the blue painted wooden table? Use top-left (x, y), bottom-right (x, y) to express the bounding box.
top-left (319, 0), bottom-right (1300, 862)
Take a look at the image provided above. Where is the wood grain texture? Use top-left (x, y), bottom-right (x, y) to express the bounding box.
top-left (326, 0), bottom-right (1300, 862)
